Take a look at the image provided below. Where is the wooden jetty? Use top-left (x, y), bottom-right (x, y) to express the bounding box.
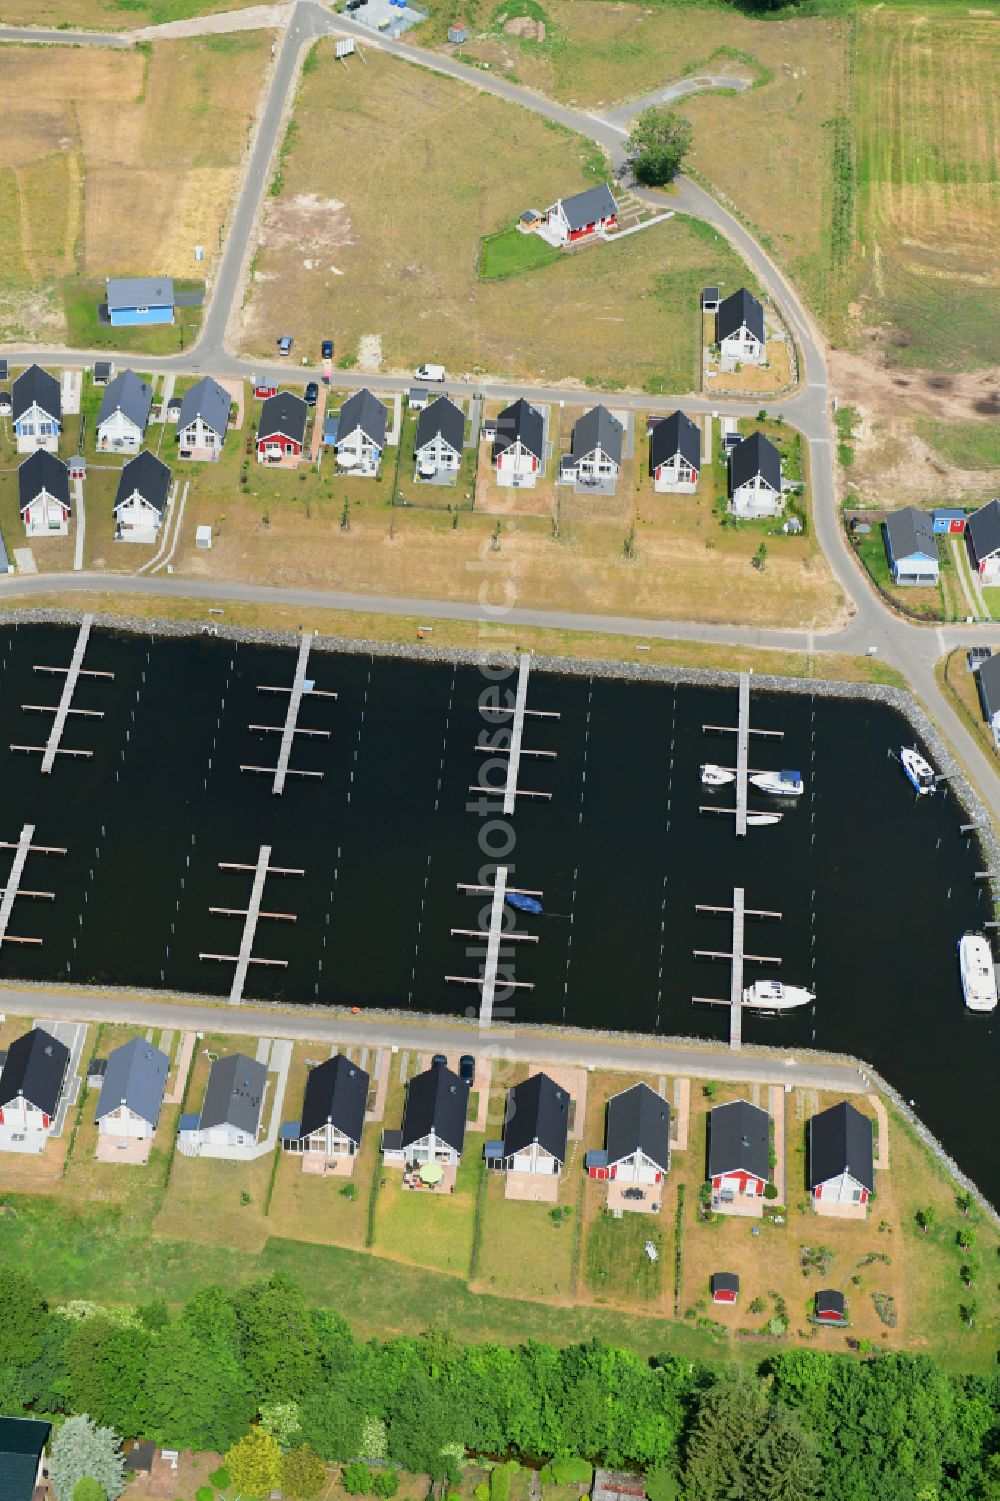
top-left (702, 671), bottom-right (783, 836)
top-left (0, 824), bottom-right (65, 948)
top-left (447, 868), bottom-right (538, 1026)
top-left (242, 633), bottom-right (336, 794)
top-left (692, 888), bottom-right (782, 1050)
top-left (474, 654), bottom-right (559, 813)
top-left (200, 846), bottom-right (303, 1004)
top-left (12, 615), bottom-right (114, 773)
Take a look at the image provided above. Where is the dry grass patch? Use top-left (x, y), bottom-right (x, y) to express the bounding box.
top-left (240, 45), bottom-right (752, 391)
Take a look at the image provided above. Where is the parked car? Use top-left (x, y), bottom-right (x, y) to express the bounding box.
top-left (321, 338), bottom-right (334, 359)
top-left (459, 1054), bottom-right (475, 1084)
top-left (278, 334), bottom-right (293, 355)
top-left (304, 381), bottom-right (319, 407)
top-left (432, 1053), bottom-right (447, 1068)
top-left (414, 363), bottom-right (446, 383)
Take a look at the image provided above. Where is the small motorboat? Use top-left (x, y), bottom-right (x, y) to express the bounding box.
top-left (742, 979), bottom-right (814, 1010)
top-left (750, 768), bottom-right (804, 797)
top-left (506, 891), bottom-right (542, 915)
top-left (746, 811), bottom-right (782, 827)
top-left (958, 931), bottom-right (998, 1012)
top-left (901, 745), bottom-right (937, 795)
top-left (701, 764), bottom-right (735, 786)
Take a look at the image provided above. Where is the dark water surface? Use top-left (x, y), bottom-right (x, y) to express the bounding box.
top-left (0, 625), bottom-right (996, 1199)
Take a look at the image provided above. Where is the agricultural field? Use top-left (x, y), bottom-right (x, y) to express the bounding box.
top-left (850, 12), bottom-right (1000, 369)
top-left (0, 0), bottom-right (252, 28)
top-left (239, 45), bottom-right (754, 392)
top-left (0, 34), bottom-right (270, 346)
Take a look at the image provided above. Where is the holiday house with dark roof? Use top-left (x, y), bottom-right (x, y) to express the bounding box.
top-left (333, 388), bottom-right (388, 477)
top-left (808, 1099), bottom-right (874, 1213)
top-left (560, 405), bottom-right (623, 491)
top-left (178, 1052), bottom-right (267, 1158)
top-left (257, 390), bottom-right (308, 466)
top-left (415, 396), bottom-right (465, 479)
top-left (729, 431), bottom-right (783, 519)
top-left (717, 287), bottom-right (766, 368)
top-left (544, 183), bottom-right (618, 246)
top-left (96, 369), bottom-right (153, 453)
top-left (0, 1415), bottom-right (50, 1501)
top-left (13, 365), bottom-right (61, 454)
top-left (975, 651), bottom-right (1000, 750)
top-left (882, 507), bottom-right (938, 587)
top-left (966, 498), bottom-right (1000, 586)
top-left (0, 1027), bottom-right (70, 1152)
top-left (651, 410), bottom-right (701, 494)
top-left (113, 450), bottom-right (172, 542)
top-left (18, 450), bottom-right (71, 536)
top-left (586, 1082), bottom-right (670, 1185)
top-left (95, 1037), bottom-right (169, 1142)
top-left (487, 1072), bottom-right (570, 1176)
top-left (382, 1060), bottom-right (470, 1167)
top-left (707, 1099), bottom-right (770, 1206)
top-left (177, 377), bottom-right (232, 460)
top-left (283, 1053), bottom-right (370, 1168)
top-left (493, 398), bottom-right (545, 488)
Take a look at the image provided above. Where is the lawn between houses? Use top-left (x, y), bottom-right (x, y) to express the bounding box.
top-left (0, 1034), bottom-right (995, 1375)
top-left (0, 34), bottom-right (271, 345)
top-left (239, 45), bottom-right (753, 394)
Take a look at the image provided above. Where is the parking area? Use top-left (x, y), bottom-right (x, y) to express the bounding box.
top-left (339, 0), bottom-right (425, 36)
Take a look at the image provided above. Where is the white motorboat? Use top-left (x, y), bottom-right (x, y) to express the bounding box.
top-left (746, 811), bottom-right (782, 827)
top-left (700, 764), bottom-right (735, 786)
top-left (742, 979), bottom-right (814, 1011)
top-left (900, 745), bottom-right (937, 795)
top-left (750, 768), bottom-right (804, 797)
top-left (959, 931), bottom-right (998, 1013)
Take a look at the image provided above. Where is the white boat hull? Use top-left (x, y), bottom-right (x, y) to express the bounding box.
top-left (901, 746), bottom-right (936, 795)
top-left (750, 770), bottom-right (804, 797)
top-left (742, 980), bottom-right (814, 1010)
top-left (959, 932), bottom-right (998, 1012)
top-left (700, 764), bottom-right (735, 787)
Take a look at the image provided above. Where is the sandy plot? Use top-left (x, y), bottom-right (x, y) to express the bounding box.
top-left (0, 47), bottom-right (141, 105)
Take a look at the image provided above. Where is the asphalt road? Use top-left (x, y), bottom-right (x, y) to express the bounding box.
top-left (0, 984), bottom-right (869, 1091)
top-left (2, 0), bottom-right (1000, 822)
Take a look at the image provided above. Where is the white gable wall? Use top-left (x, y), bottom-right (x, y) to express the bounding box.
top-left (97, 409), bottom-right (143, 453)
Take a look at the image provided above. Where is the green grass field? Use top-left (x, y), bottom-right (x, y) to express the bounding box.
top-left (479, 228), bottom-right (560, 280)
top-left (916, 421), bottom-right (1000, 472)
top-left (585, 1210), bottom-right (664, 1302)
top-left (63, 280), bottom-right (205, 356)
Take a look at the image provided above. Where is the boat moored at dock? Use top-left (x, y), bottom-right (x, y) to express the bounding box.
top-left (959, 931), bottom-right (998, 1012)
top-left (750, 768), bottom-right (804, 797)
top-left (700, 764), bottom-right (735, 786)
top-left (742, 978), bottom-right (815, 1010)
top-left (901, 746), bottom-right (937, 796)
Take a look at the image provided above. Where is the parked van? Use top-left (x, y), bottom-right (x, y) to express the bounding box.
top-left (414, 363), bottom-right (446, 382)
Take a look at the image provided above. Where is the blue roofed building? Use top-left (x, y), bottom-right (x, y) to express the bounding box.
top-left (105, 276), bottom-right (175, 327)
top-left (95, 1036), bottom-right (170, 1144)
top-left (883, 507), bottom-right (939, 587)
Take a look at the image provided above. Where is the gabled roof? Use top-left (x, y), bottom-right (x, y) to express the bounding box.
top-left (815, 1288), bottom-right (846, 1318)
top-left (106, 275), bottom-right (174, 311)
top-left (0, 1027), bottom-right (69, 1115)
top-left (114, 449), bottom-right (172, 518)
top-left (415, 395), bottom-right (464, 455)
top-left (18, 450), bottom-right (69, 514)
top-left (571, 404), bottom-right (623, 467)
top-left (717, 287), bottom-right (765, 344)
top-left (0, 1416), bottom-right (50, 1501)
top-left (400, 1061), bottom-right (469, 1154)
top-left (12, 363), bottom-right (60, 422)
top-left (198, 1052), bottom-right (266, 1134)
top-left (502, 1072), bottom-right (570, 1163)
top-left (95, 1037), bottom-right (169, 1127)
top-left (97, 369), bottom-right (153, 433)
top-left (300, 1053), bottom-right (369, 1144)
top-left (730, 431), bottom-right (781, 493)
top-left (337, 387), bottom-right (387, 448)
top-left (554, 182), bottom-right (617, 230)
top-left (967, 499), bottom-right (1000, 562)
top-left (707, 1099), bottom-right (770, 1182)
top-left (884, 506), bottom-right (936, 564)
top-left (259, 389), bottom-right (307, 445)
top-left (605, 1082), bottom-right (670, 1172)
top-left (493, 398), bottom-right (544, 462)
top-left (808, 1099), bottom-right (874, 1193)
top-left (177, 376), bottom-right (232, 438)
top-left (977, 651), bottom-right (1000, 720)
top-left (650, 409), bottom-right (700, 472)
top-left (711, 1271), bottom-right (739, 1295)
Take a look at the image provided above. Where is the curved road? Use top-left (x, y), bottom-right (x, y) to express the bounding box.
top-left (2, 0), bottom-right (1000, 817)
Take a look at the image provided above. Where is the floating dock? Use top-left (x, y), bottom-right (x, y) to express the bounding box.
top-left (447, 868), bottom-right (539, 1027)
top-left (702, 671), bottom-right (783, 836)
top-left (12, 615), bottom-right (114, 772)
top-left (200, 846), bottom-right (304, 1004)
top-left (472, 654), bottom-right (559, 812)
top-left (692, 888), bottom-right (782, 1050)
top-left (0, 824), bottom-right (65, 947)
top-left (242, 633), bottom-right (336, 793)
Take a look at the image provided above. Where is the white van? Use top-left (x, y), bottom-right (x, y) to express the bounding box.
top-left (414, 363), bottom-right (446, 382)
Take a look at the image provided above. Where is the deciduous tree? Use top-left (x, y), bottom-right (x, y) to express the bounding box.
top-left (627, 109), bottom-right (693, 187)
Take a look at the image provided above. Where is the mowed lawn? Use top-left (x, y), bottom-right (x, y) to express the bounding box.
top-left (0, 34), bottom-right (270, 345)
top-left (852, 12), bottom-right (1000, 369)
top-left (240, 46), bottom-right (752, 391)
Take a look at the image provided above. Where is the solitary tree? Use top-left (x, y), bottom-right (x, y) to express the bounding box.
top-left (48, 1416), bottom-right (125, 1501)
top-left (960, 1298), bottom-right (978, 1329)
top-left (959, 1262), bottom-right (977, 1288)
top-left (955, 1190), bottom-right (973, 1217)
top-left (957, 1226), bottom-right (977, 1252)
top-left (627, 108), bottom-right (693, 187)
top-left (915, 1206), bottom-right (936, 1234)
top-left (753, 541), bottom-right (768, 572)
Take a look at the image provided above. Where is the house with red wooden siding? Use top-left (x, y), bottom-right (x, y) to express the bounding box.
top-left (0, 1027), bottom-right (69, 1154)
top-left (493, 398), bottom-right (545, 488)
top-left (808, 1099), bottom-right (874, 1212)
top-left (586, 1081), bottom-right (670, 1185)
top-left (544, 183), bottom-right (618, 245)
top-left (711, 1271), bottom-right (739, 1304)
top-left (814, 1288), bottom-right (847, 1324)
top-left (257, 390), bottom-right (308, 465)
top-left (707, 1098), bottom-right (770, 1203)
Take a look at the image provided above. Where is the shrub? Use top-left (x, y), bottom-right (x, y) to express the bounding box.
top-left (374, 1474), bottom-right (399, 1499)
top-left (196, 1488), bottom-right (214, 1501)
top-left (281, 1447), bottom-right (327, 1499)
top-left (208, 1470), bottom-right (231, 1491)
top-left (763, 1183), bottom-right (778, 1200)
top-left (475, 1485), bottom-right (489, 1501)
top-left (342, 1463), bottom-right (374, 1496)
